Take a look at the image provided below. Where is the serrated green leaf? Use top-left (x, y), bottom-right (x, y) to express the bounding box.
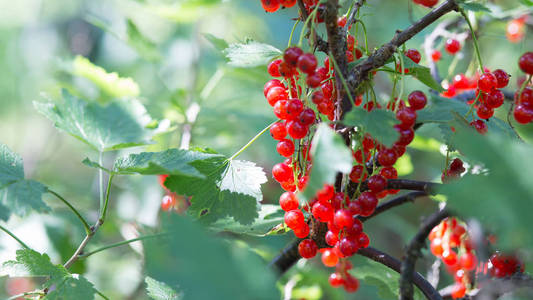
top-left (144, 215), bottom-right (279, 300)
top-left (34, 90), bottom-right (154, 152)
top-left (399, 54), bottom-right (444, 92)
top-left (203, 33), bottom-right (229, 52)
top-left (165, 156), bottom-right (267, 225)
top-left (352, 259), bottom-right (424, 300)
top-left (72, 56), bottom-right (140, 99)
top-left (112, 149), bottom-right (220, 178)
top-left (1, 249), bottom-right (96, 300)
top-left (145, 276), bottom-right (182, 300)
top-left (224, 40), bottom-right (281, 68)
top-left (438, 125), bottom-right (533, 250)
top-left (209, 204), bottom-right (284, 236)
top-left (81, 158), bottom-right (111, 172)
top-left (458, 1), bottom-right (491, 12)
top-left (0, 144), bottom-right (49, 220)
top-left (520, 0), bottom-right (533, 6)
top-left (302, 124), bottom-right (353, 202)
top-left (343, 107), bottom-right (400, 147)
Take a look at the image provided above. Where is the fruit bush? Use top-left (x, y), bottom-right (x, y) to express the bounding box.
top-left (1, 0), bottom-right (533, 299)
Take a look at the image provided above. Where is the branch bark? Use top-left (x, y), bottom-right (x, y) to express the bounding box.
top-left (400, 209), bottom-right (451, 300)
top-left (358, 247), bottom-right (444, 300)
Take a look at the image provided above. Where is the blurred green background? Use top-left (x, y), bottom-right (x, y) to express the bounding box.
top-left (0, 0), bottom-right (531, 299)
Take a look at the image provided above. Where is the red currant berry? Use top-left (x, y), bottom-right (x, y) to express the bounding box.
top-left (470, 120), bottom-right (488, 135)
top-left (306, 73), bottom-right (322, 88)
top-left (478, 73), bottom-right (498, 93)
top-left (266, 86), bottom-right (288, 106)
top-left (445, 39), bottom-right (461, 55)
top-left (284, 209), bottom-right (305, 229)
top-left (431, 49), bottom-right (441, 62)
top-left (264, 79), bottom-right (283, 97)
top-left (405, 48), bottom-right (421, 64)
top-left (321, 248), bottom-right (339, 267)
top-left (325, 230), bottom-right (339, 246)
top-left (158, 174), bottom-right (169, 189)
top-left (280, 0), bottom-right (297, 7)
top-left (298, 239), bottom-right (318, 258)
top-left (477, 104), bottom-right (494, 119)
top-left (333, 209), bottom-right (354, 229)
top-left (294, 223), bottom-right (310, 238)
top-left (357, 232), bottom-right (370, 248)
top-left (486, 89), bottom-right (504, 108)
top-left (272, 163), bottom-right (293, 182)
top-left (285, 99), bottom-right (304, 120)
top-left (299, 108), bottom-right (316, 126)
top-left (368, 175), bottom-right (387, 193)
top-left (396, 107), bottom-right (417, 128)
top-left (519, 87), bottom-right (533, 107)
top-left (270, 122), bottom-right (287, 140)
top-left (460, 252), bottom-right (478, 271)
top-left (261, 0), bottom-right (281, 12)
top-left (311, 91), bottom-right (325, 104)
top-left (408, 91), bottom-right (427, 110)
top-left (395, 125), bottom-right (415, 146)
top-left (519, 52), bottom-right (533, 75)
top-left (349, 165), bottom-right (367, 183)
top-left (380, 166), bottom-right (398, 179)
top-left (297, 53), bottom-right (318, 74)
top-left (287, 120), bottom-right (308, 139)
top-left (277, 139), bottom-right (295, 157)
top-left (357, 191), bottom-right (378, 217)
top-left (339, 237), bottom-right (358, 256)
top-left (492, 69), bottom-right (510, 88)
top-left (267, 59), bottom-right (282, 77)
top-left (279, 192), bottom-right (299, 211)
top-left (161, 194), bottom-right (176, 211)
top-left (451, 283), bottom-right (466, 299)
top-left (377, 148), bottom-right (398, 167)
top-left (284, 47), bottom-right (304, 67)
top-left (329, 272), bottom-right (344, 287)
top-left (312, 201), bottom-right (334, 222)
top-left (514, 104), bottom-right (533, 124)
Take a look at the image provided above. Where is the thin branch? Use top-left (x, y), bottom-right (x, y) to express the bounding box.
top-left (358, 191), bottom-right (429, 222)
top-left (0, 224), bottom-right (30, 249)
top-left (358, 247), bottom-right (443, 300)
top-left (78, 233), bottom-right (168, 259)
top-left (297, 0), bottom-right (329, 53)
top-left (48, 189), bottom-right (91, 234)
top-left (347, 0), bottom-right (459, 93)
top-left (344, 0), bottom-right (366, 30)
top-left (400, 209), bottom-right (451, 300)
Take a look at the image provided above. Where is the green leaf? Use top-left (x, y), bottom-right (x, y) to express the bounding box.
top-left (1, 249), bottom-right (96, 300)
top-left (145, 276), bottom-right (182, 300)
top-left (144, 215), bottom-right (279, 300)
top-left (112, 149), bottom-right (220, 178)
top-left (399, 54), bottom-right (444, 92)
top-left (203, 33), bottom-right (229, 52)
top-left (81, 158), bottom-right (111, 172)
top-left (34, 90), bottom-right (154, 152)
top-left (519, 0), bottom-right (533, 6)
top-left (302, 124), bottom-right (353, 202)
top-left (165, 155), bottom-right (267, 225)
top-left (352, 259), bottom-right (424, 300)
top-left (343, 107), bottom-right (400, 147)
top-left (209, 204), bottom-right (284, 236)
top-left (126, 19), bottom-right (162, 62)
top-left (438, 125), bottom-right (533, 249)
top-left (458, 1), bottom-right (491, 12)
top-left (72, 56), bottom-right (140, 99)
top-left (45, 224), bottom-right (86, 275)
top-left (0, 144), bottom-right (49, 220)
top-left (224, 39), bottom-right (281, 68)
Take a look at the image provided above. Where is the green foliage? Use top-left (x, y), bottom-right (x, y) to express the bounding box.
top-left (209, 204), bottom-right (284, 236)
top-left (302, 124), bottom-right (353, 202)
top-left (72, 56), bottom-right (140, 99)
top-left (144, 215), bottom-right (279, 300)
top-left (0, 143), bottom-right (48, 221)
top-left (438, 125), bottom-right (533, 249)
top-left (145, 276), bottom-right (182, 300)
top-left (352, 259), bottom-right (424, 300)
top-left (165, 155), bottom-right (267, 225)
top-left (112, 149), bottom-right (221, 178)
top-left (224, 39), bottom-right (282, 68)
top-left (34, 90), bottom-right (155, 152)
top-left (204, 33), bottom-right (229, 52)
top-left (457, 0), bottom-right (492, 12)
top-left (343, 107), bottom-right (400, 147)
top-left (1, 249), bottom-right (96, 299)
top-left (519, 0), bottom-right (533, 6)
top-left (397, 54), bottom-right (445, 92)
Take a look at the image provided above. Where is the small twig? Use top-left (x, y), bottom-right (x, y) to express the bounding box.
top-left (0, 224), bottom-right (30, 249)
top-left (344, 0), bottom-right (366, 30)
top-left (400, 209), bottom-right (451, 300)
top-left (358, 191), bottom-right (429, 222)
top-left (358, 247), bottom-right (444, 300)
top-left (48, 189), bottom-right (92, 234)
top-left (78, 233), bottom-right (168, 259)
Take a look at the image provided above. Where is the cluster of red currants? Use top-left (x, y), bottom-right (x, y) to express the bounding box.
top-left (441, 158), bottom-right (465, 183)
top-left (429, 218), bottom-right (478, 299)
top-left (513, 52), bottom-right (533, 124)
top-left (158, 174), bottom-right (189, 213)
top-left (429, 38), bottom-right (461, 63)
top-left (487, 252), bottom-right (525, 278)
top-left (260, 0), bottom-right (297, 13)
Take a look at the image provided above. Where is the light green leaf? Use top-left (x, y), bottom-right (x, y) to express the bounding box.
top-left (209, 204), bottom-right (284, 236)
top-left (144, 215), bottom-right (279, 300)
top-left (34, 90), bottom-right (154, 152)
top-left (203, 33), bottom-right (229, 52)
top-left (1, 249), bottom-right (96, 300)
top-left (399, 54), bottom-right (444, 92)
top-left (458, 1), bottom-right (491, 12)
top-left (0, 144), bottom-right (49, 220)
top-left (72, 56), bottom-right (140, 99)
top-left (520, 0), bottom-right (533, 6)
top-left (438, 125), bottom-right (533, 249)
top-left (343, 107), bottom-right (400, 147)
top-left (224, 40), bottom-right (281, 68)
top-left (145, 276), bottom-right (182, 300)
top-left (165, 155), bottom-right (267, 225)
top-left (302, 124), bottom-right (353, 202)
top-left (112, 149), bottom-right (221, 178)
top-left (126, 19), bottom-right (162, 62)
top-left (81, 158), bottom-right (110, 172)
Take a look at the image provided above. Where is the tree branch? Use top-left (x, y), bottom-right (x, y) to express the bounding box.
top-left (358, 191), bottom-right (429, 222)
top-left (400, 209), bottom-right (451, 300)
top-left (358, 246), bottom-right (443, 300)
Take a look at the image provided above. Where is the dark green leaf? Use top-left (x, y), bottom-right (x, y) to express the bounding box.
top-left (302, 124), bottom-right (353, 202)
top-left (438, 125), bottom-right (533, 249)
top-left (224, 40), bottom-right (281, 68)
top-left (458, 1), bottom-right (491, 12)
top-left (145, 276), bottom-right (182, 300)
top-left (399, 54), bottom-right (444, 92)
top-left (112, 149), bottom-right (221, 178)
top-left (165, 156), bottom-right (267, 225)
top-left (209, 204), bottom-right (284, 236)
top-left (81, 158), bottom-right (110, 172)
top-left (1, 249), bottom-right (96, 300)
top-left (519, 0), bottom-right (533, 6)
top-left (0, 143), bottom-right (49, 220)
top-left (34, 90), bottom-right (154, 152)
top-left (343, 107), bottom-right (400, 147)
top-left (144, 215), bottom-right (279, 300)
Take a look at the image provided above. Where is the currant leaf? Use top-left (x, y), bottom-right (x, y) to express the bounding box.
top-left (145, 276), bottom-right (182, 300)
top-left (224, 39), bottom-right (282, 68)
top-left (343, 108), bottom-right (400, 147)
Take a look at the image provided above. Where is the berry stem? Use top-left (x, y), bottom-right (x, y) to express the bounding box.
top-left (288, 20), bottom-right (301, 47)
top-left (397, 50), bottom-right (406, 112)
top-left (329, 54), bottom-right (355, 104)
top-left (78, 233), bottom-right (169, 259)
top-left (48, 189), bottom-right (92, 235)
top-left (0, 224), bottom-right (30, 249)
top-left (98, 151), bottom-right (105, 216)
top-left (99, 174), bottom-right (115, 223)
top-left (298, 4), bottom-right (321, 47)
top-left (460, 8), bottom-right (484, 73)
top-left (228, 121), bottom-right (276, 161)
top-left (6, 292), bottom-right (46, 300)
